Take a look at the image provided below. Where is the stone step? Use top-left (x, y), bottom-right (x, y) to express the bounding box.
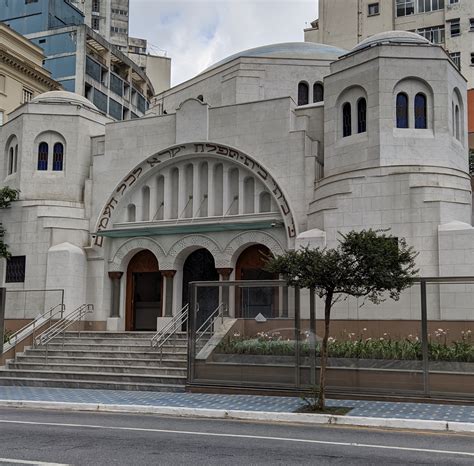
top-left (14, 355), bottom-right (187, 368)
top-left (23, 349), bottom-right (187, 360)
top-left (8, 363), bottom-right (187, 376)
top-left (43, 337), bottom-right (187, 346)
top-left (0, 369), bottom-right (186, 385)
top-left (40, 343), bottom-right (187, 353)
top-left (63, 332), bottom-right (187, 339)
top-left (0, 377), bottom-right (185, 392)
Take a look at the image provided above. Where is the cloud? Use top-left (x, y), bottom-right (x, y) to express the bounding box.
top-left (129, 0), bottom-right (317, 86)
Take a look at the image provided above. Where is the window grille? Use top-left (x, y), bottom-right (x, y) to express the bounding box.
top-left (342, 103), bottom-right (352, 137)
top-left (396, 93), bottom-right (409, 129)
top-left (313, 83), bottom-right (324, 103)
top-left (414, 94), bottom-right (427, 129)
top-left (53, 143), bottom-right (64, 171)
top-left (37, 142), bottom-right (48, 170)
top-left (298, 82), bottom-right (309, 106)
top-left (358, 98), bottom-right (367, 133)
top-left (6, 256), bottom-right (26, 283)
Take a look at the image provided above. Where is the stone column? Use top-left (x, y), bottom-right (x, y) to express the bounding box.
top-left (149, 178), bottom-right (158, 221)
top-left (238, 170), bottom-right (245, 215)
top-left (216, 268), bottom-right (233, 316)
top-left (161, 270), bottom-right (176, 317)
top-left (207, 162), bottom-right (215, 216)
top-left (163, 170), bottom-right (172, 220)
top-left (108, 272), bottom-right (123, 318)
top-left (178, 165), bottom-right (186, 218)
top-left (193, 163), bottom-right (200, 217)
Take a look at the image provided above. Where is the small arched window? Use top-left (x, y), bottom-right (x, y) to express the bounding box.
top-left (357, 98), bottom-right (367, 133)
top-left (37, 142), bottom-right (48, 170)
top-left (455, 105), bottom-right (460, 140)
top-left (8, 147), bottom-right (14, 175)
top-left (342, 103), bottom-right (352, 137)
top-left (52, 143), bottom-right (64, 171)
top-left (298, 82), bottom-right (309, 106)
top-left (313, 83), bottom-right (324, 103)
top-left (127, 204), bottom-right (136, 223)
top-left (414, 93), bottom-right (427, 129)
top-left (14, 145), bottom-right (18, 173)
top-left (197, 95), bottom-right (204, 102)
top-left (396, 93), bottom-right (409, 129)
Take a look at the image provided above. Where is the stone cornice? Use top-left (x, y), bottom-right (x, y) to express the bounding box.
top-left (0, 47), bottom-right (60, 90)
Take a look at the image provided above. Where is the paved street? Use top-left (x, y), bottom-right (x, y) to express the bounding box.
top-left (0, 408), bottom-right (473, 465)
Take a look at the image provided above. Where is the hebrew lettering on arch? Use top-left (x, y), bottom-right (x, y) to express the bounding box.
top-left (98, 216), bottom-right (110, 230)
top-left (146, 157), bottom-right (161, 168)
top-left (280, 200), bottom-right (290, 216)
top-left (94, 235), bottom-right (104, 247)
top-left (170, 145), bottom-right (186, 157)
top-left (205, 144), bottom-right (217, 153)
top-left (242, 155), bottom-right (256, 170)
top-left (287, 223), bottom-right (297, 238)
top-left (116, 183), bottom-right (127, 195)
top-left (194, 143), bottom-right (205, 153)
top-left (256, 165), bottom-right (268, 180)
top-left (216, 145), bottom-right (229, 156)
top-left (103, 197), bottom-right (118, 217)
top-left (229, 149), bottom-right (239, 159)
top-left (123, 167), bottom-right (143, 188)
top-left (271, 182), bottom-right (284, 200)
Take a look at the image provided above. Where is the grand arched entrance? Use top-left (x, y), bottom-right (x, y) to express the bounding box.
top-left (182, 248), bottom-right (219, 325)
top-left (235, 244), bottom-right (278, 318)
top-left (126, 250), bottom-right (162, 331)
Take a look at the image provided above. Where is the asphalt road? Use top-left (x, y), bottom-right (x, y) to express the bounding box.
top-left (0, 408), bottom-right (473, 465)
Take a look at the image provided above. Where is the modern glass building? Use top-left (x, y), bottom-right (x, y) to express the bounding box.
top-left (0, 0), bottom-right (153, 120)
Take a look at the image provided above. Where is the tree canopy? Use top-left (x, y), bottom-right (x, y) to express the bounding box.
top-left (0, 187), bottom-right (19, 259)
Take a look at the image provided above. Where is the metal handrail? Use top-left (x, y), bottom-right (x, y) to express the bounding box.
top-left (196, 303), bottom-right (226, 345)
top-left (2, 303), bottom-right (66, 358)
top-left (151, 304), bottom-right (189, 362)
top-left (34, 304), bottom-right (94, 360)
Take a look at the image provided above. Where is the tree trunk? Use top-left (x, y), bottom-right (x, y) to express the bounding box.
top-left (317, 290), bottom-right (333, 411)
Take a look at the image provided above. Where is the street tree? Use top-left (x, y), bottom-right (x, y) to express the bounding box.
top-left (0, 187), bottom-right (19, 258)
top-left (265, 229), bottom-right (418, 411)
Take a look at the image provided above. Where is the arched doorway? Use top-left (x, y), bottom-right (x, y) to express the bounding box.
top-left (182, 248), bottom-right (219, 326)
top-left (126, 250), bottom-right (162, 331)
top-left (235, 244), bottom-right (278, 318)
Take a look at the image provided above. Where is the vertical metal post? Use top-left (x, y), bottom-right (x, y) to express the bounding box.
top-left (420, 280), bottom-right (430, 396)
top-left (61, 290), bottom-right (64, 319)
top-left (186, 283), bottom-right (196, 384)
top-left (294, 287), bottom-right (301, 388)
top-left (0, 287), bottom-right (6, 355)
top-left (309, 289), bottom-right (316, 386)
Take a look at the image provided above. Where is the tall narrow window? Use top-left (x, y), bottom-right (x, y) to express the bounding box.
top-left (37, 142), bottom-right (48, 170)
top-left (342, 103), bottom-right (352, 137)
top-left (14, 144), bottom-right (18, 173)
top-left (357, 98), bottom-right (367, 133)
top-left (455, 105), bottom-right (460, 140)
top-left (52, 143), bottom-right (64, 171)
top-left (396, 93), bottom-right (409, 128)
top-left (313, 83), bottom-right (324, 103)
top-left (298, 82), bottom-right (309, 106)
top-left (8, 147), bottom-right (14, 175)
top-left (414, 93), bottom-right (427, 129)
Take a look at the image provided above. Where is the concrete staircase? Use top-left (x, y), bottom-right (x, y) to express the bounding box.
top-left (0, 332), bottom-right (188, 392)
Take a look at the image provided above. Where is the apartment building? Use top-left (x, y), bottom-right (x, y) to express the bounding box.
top-left (0, 0), bottom-right (154, 120)
top-left (0, 22), bottom-right (60, 126)
top-left (305, 0), bottom-right (474, 146)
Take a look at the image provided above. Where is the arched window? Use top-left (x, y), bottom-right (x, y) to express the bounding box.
top-left (313, 83), bottom-right (324, 103)
top-left (357, 98), bottom-right (367, 133)
top-left (127, 204), bottom-right (136, 222)
top-left (396, 93), bottom-right (409, 128)
top-left (414, 93), bottom-right (427, 129)
top-left (37, 142), bottom-right (48, 170)
top-left (197, 95), bottom-right (204, 102)
top-left (342, 103), bottom-right (352, 137)
top-left (8, 147), bottom-right (14, 175)
top-left (455, 105), bottom-right (460, 140)
top-left (14, 145), bottom-right (18, 173)
top-left (298, 82), bottom-right (309, 106)
top-left (52, 143), bottom-right (64, 171)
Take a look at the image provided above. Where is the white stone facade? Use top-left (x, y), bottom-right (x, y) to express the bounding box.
top-left (0, 36), bottom-right (472, 328)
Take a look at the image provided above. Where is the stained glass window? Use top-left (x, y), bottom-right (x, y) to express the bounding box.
top-left (38, 142), bottom-right (48, 170)
top-left (396, 93), bottom-right (409, 128)
top-left (414, 93), bottom-right (427, 129)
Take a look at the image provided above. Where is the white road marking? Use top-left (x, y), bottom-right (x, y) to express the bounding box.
top-left (0, 458), bottom-right (69, 466)
top-left (0, 419), bottom-right (473, 458)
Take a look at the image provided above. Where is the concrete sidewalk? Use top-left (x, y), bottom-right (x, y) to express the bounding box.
top-left (0, 386), bottom-right (473, 433)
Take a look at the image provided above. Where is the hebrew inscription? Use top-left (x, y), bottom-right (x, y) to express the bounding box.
top-left (94, 142), bottom-right (297, 247)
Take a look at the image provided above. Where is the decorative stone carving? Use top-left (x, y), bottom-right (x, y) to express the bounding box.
top-left (109, 237), bottom-right (167, 272)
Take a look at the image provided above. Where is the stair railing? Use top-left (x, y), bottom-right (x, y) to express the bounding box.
top-left (196, 302), bottom-right (226, 346)
top-left (2, 303), bottom-right (66, 361)
top-left (151, 304), bottom-right (189, 362)
top-left (34, 304), bottom-right (94, 361)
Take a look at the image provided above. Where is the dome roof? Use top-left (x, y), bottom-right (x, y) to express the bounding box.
top-left (202, 42), bottom-right (347, 73)
top-left (31, 91), bottom-right (98, 110)
top-left (352, 31), bottom-right (431, 52)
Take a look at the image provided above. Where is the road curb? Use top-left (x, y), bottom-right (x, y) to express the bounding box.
top-left (0, 400), bottom-right (473, 433)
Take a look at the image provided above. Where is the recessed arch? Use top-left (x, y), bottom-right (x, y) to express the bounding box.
top-left (298, 81), bottom-right (309, 106)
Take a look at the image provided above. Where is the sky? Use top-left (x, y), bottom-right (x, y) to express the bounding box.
top-left (129, 0), bottom-right (318, 86)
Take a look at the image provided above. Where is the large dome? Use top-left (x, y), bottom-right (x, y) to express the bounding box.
top-left (352, 31), bottom-right (431, 52)
top-left (31, 91), bottom-right (98, 111)
top-left (203, 42), bottom-right (347, 73)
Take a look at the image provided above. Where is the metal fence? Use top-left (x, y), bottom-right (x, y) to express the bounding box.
top-left (187, 278), bottom-right (474, 400)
